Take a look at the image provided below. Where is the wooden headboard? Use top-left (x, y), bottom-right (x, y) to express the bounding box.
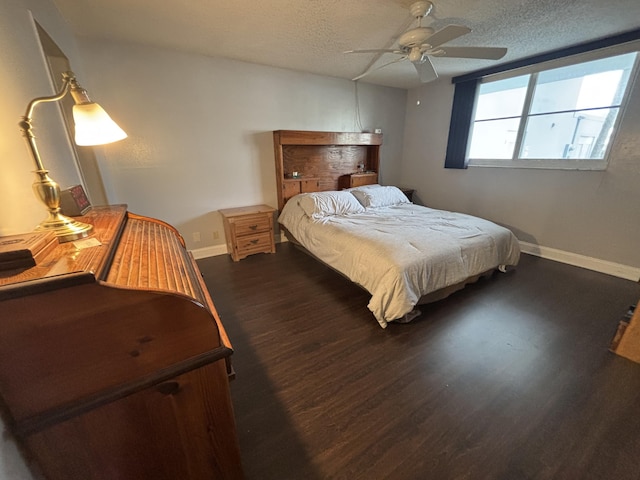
top-left (273, 130), bottom-right (383, 210)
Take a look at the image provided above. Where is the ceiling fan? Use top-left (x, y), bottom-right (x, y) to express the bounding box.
top-left (345, 0), bottom-right (507, 83)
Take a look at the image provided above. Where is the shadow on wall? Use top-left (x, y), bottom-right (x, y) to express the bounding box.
top-left (248, 130), bottom-right (278, 209)
top-left (503, 226), bottom-right (538, 252)
top-left (179, 130), bottom-right (282, 252)
top-left (178, 211), bottom-right (225, 250)
top-left (248, 130), bottom-right (288, 241)
top-left (412, 191), bottom-right (424, 206)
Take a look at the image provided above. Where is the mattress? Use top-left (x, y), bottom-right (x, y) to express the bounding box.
top-left (278, 194), bottom-right (521, 328)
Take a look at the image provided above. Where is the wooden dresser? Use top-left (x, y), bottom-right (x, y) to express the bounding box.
top-left (219, 205), bottom-right (276, 262)
top-left (0, 205), bottom-right (243, 480)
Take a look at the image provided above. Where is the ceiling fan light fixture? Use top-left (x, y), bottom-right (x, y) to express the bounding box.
top-left (408, 47), bottom-right (425, 63)
top-left (398, 26), bottom-right (435, 48)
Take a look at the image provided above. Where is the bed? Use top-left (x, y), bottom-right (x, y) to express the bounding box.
top-left (278, 186), bottom-right (521, 328)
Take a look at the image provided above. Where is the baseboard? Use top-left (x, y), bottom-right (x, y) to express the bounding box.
top-left (520, 241), bottom-right (640, 282)
top-left (190, 244), bottom-right (228, 260)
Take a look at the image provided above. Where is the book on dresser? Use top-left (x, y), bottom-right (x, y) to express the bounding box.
top-left (0, 205), bottom-right (244, 480)
top-left (0, 230), bottom-right (57, 271)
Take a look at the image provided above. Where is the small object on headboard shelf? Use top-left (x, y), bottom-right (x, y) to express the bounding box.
top-left (273, 130), bottom-right (382, 210)
top-left (60, 184), bottom-right (92, 216)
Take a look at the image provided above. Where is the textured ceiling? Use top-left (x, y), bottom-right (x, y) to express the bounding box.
top-left (52, 0), bottom-right (640, 90)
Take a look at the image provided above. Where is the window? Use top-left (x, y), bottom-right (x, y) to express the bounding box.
top-left (468, 52), bottom-right (637, 169)
top-left (444, 32), bottom-right (640, 170)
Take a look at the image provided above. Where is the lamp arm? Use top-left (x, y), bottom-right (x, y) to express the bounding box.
top-left (18, 73), bottom-right (77, 172)
top-left (16, 71), bottom-right (101, 242)
top-left (22, 73), bottom-right (74, 120)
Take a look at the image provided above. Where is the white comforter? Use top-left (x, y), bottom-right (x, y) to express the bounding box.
top-left (278, 200), bottom-right (521, 328)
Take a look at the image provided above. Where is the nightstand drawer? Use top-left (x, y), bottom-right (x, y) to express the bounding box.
top-left (236, 232), bottom-right (273, 256)
top-left (233, 215), bottom-right (271, 236)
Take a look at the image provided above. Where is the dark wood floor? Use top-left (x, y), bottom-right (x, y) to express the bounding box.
top-left (198, 244), bottom-right (640, 480)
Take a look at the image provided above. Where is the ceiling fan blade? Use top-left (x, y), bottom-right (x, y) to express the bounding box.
top-left (414, 56), bottom-right (438, 83)
top-left (423, 24), bottom-right (471, 49)
top-left (345, 49), bottom-right (403, 55)
top-left (433, 46), bottom-right (507, 60)
top-left (352, 56), bottom-right (408, 81)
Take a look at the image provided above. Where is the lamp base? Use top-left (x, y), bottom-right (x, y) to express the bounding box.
top-left (36, 211), bottom-right (93, 243)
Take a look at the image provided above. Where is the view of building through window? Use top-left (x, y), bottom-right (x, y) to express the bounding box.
top-left (468, 51), bottom-right (637, 165)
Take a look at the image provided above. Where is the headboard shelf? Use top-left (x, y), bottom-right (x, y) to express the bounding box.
top-left (273, 130), bottom-right (383, 210)
top-left (275, 130), bottom-right (382, 146)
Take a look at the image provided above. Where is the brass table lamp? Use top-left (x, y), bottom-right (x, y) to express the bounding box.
top-left (18, 71), bottom-right (127, 242)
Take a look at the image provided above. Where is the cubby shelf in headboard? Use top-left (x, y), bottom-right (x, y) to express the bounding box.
top-left (272, 130), bottom-right (383, 210)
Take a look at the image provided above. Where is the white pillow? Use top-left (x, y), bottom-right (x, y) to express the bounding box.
top-left (350, 185), bottom-right (410, 208)
top-left (345, 183), bottom-right (382, 191)
top-left (298, 191), bottom-right (365, 219)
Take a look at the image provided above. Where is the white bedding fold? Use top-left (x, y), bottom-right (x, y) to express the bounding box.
top-left (279, 199), bottom-right (520, 328)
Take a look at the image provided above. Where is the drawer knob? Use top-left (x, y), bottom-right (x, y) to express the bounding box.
top-left (249, 225), bottom-right (258, 230)
top-left (250, 239), bottom-right (259, 245)
top-left (156, 381), bottom-right (181, 396)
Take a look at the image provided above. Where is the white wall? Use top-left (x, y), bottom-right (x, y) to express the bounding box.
top-left (0, 1), bottom-right (86, 477)
top-left (75, 40), bottom-right (407, 250)
top-left (401, 77), bottom-right (640, 272)
top-left (0, 0), bottom-right (91, 237)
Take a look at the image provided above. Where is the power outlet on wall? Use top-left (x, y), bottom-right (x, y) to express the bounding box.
top-left (212, 231), bottom-right (220, 240)
top-left (193, 232), bottom-right (201, 242)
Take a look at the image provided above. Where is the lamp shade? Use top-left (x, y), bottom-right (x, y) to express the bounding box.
top-left (72, 102), bottom-right (127, 146)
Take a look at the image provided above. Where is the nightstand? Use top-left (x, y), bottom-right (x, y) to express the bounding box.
top-left (219, 205), bottom-right (276, 261)
top-left (610, 301), bottom-right (640, 364)
top-left (399, 188), bottom-right (415, 202)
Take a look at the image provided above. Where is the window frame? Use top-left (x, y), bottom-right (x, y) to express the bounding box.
top-left (444, 30), bottom-right (640, 170)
